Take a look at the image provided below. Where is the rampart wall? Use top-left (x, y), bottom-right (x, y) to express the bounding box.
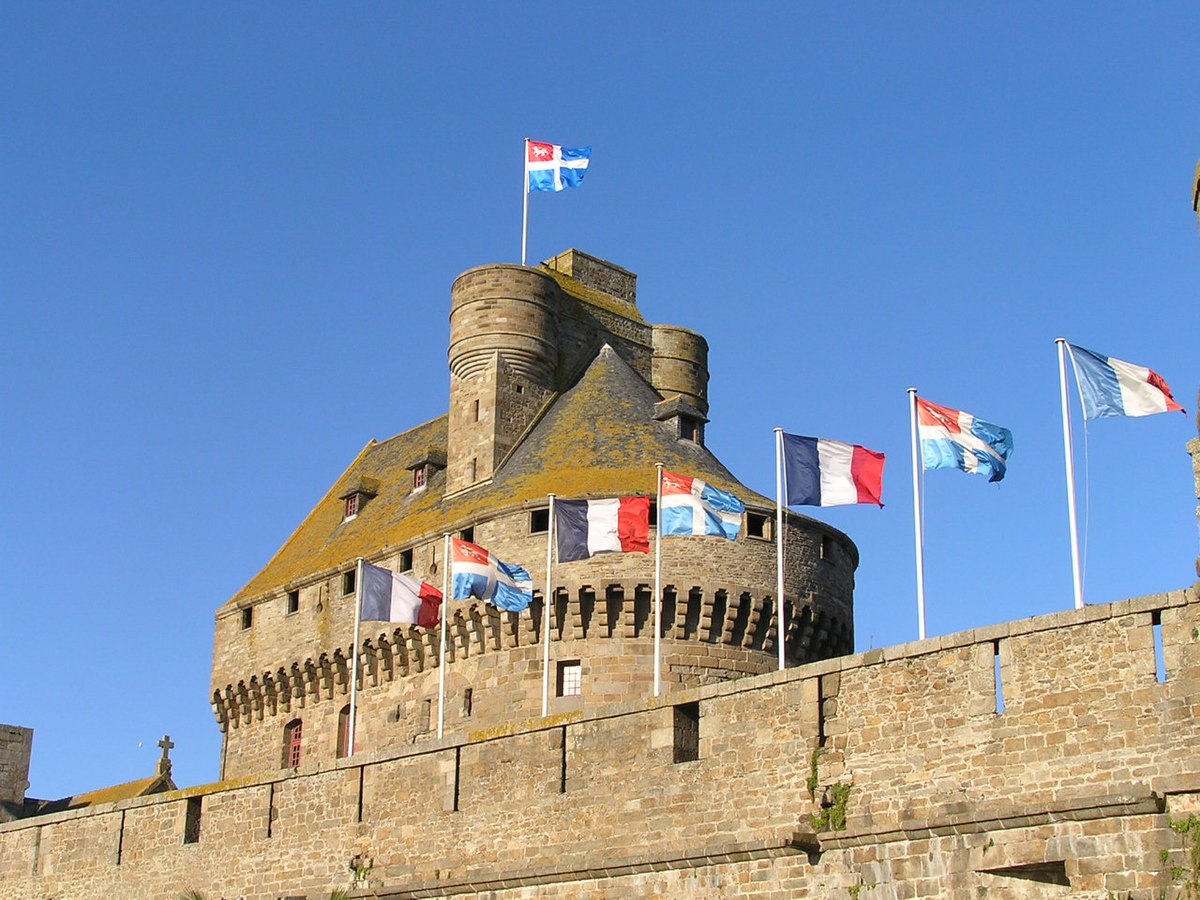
top-left (6, 585), bottom-right (1197, 899)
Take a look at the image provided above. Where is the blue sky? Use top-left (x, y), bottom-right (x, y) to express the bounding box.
top-left (3, 3), bottom-right (1197, 799)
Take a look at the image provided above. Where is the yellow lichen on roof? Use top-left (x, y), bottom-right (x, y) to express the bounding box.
top-left (539, 266), bottom-right (646, 324)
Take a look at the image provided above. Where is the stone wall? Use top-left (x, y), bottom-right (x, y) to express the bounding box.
top-left (6, 586), bottom-right (1197, 899)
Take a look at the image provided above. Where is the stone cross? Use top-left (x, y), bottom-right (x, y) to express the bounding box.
top-left (157, 735), bottom-right (174, 775)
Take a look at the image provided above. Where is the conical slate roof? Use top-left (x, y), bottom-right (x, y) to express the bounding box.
top-left (228, 345), bottom-right (774, 607)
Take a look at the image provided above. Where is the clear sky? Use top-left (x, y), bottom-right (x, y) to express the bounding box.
top-left (3, 3), bottom-right (1197, 800)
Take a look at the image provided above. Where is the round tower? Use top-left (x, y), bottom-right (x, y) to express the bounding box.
top-left (448, 265), bottom-right (559, 385)
top-left (651, 324), bottom-right (709, 415)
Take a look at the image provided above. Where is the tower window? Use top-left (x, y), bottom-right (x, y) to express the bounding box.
top-left (286, 590), bottom-right (300, 615)
top-left (679, 416), bottom-right (699, 442)
top-left (746, 513), bottom-right (770, 540)
top-left (337, 705), bottom-right (352, 759)
top-left (460, 526), bottom-right (475, 544)
top-left (283, 719), bottom-right (303, 768)
top-left (413, 466), bottom-right (427, 490)
top-left (673, 702), bottom-right (700, 763)
top-left (530, 508), bottom-right (549, 534)
top-left (557, 660), bottom-right (582, 697)
top-left (240, 607), bottom-right (253, 630)
top-left (399, 548), bottom-right (413, 572)
top-left (472, 398), bottom-right (480, 422)
top-left (342, 569), bottom-right (356, 596)
top-left (344, 494), bottom-right (359, 520)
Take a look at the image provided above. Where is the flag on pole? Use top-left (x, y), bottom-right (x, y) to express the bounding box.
top-left (660, 471), bottom-right (744, 540)
top-left (527, 141), bottom-right (592, 192)
top-left (360, 562), bottom-right (442, 628)
top-left (555, 497), bottom-right (650, 562)
top-left (451, 539), bottom-right (535, 612)
top-left (1066, 343), bottom-right (1184, 420)
top-left (917, 399), bottom-right (1013, 483)
top-left (780, 433), bottom-right (885, 507)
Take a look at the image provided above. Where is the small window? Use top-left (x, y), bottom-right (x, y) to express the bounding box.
top-left (648, 501), bottom-right (658, 528)
top-left (820, 535), bottom-right (835, 561)
top-left (286, 590), bottom-right (300, 615)
top-left (342, 570), bottom-right (356, 596)
top-left (344, 494), bottom-right (359, 520)
top-left (557, 660), bottom-right (582, 697)
top-left (283, 719), bottom-right (303, 768)
top-left (240, 607), bottom-right (253, 630)
top-left (746, 513), bottom-right (770, 540)
top-left (462, 688), bottom-right (473, 717)
top-left (530, 508), bottom-right (549, 534)
top-left (399, 548), bottom-right (414, 572)
top-left (336, 705), bottom-right (352, 759)
top-left (413, 466), bottom-right (427, 490)
top-left (673, 701), bottom-right (700, 763)
top-left (515, 384), bottom-right (525, 395)
top-left (469, 458), bottom-right (477, 481)
top-left (183, 796), bottom-right (202, 844)
top-left (460, 526), bottom-right (475, 544)
top-left (472, 398), bottom-right (480, 422)
top-left (679, 416), bottom-right (698, 442)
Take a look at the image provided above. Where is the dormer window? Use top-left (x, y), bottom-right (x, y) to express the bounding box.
top-left (338, 478), bottom-right (378, 522)
top-left (653, 396), bottom-right (709, 448)
top-left (407, 450), bottom-right (446, 494)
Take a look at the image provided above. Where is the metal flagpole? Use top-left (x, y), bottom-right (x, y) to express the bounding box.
top-left (542, 494), bottom-right (556, 717)
top-left (521, 138), bottom-right (530, 266)
top-left (348, 556), bottom-right (364, 757)
top-left (774, 429), bottom-right (786, 671)
top-left (1056, 339), bottom-right (1085, 609)
top-left (437, 533), bottom-right (451, 739)
top-left (653, 464), bottom-right (664, 697)
top-left (908, 388), bottom-right (927, 640)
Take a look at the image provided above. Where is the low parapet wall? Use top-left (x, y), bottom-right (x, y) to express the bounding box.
top-left (3, 586), bottom-right (1197, 899)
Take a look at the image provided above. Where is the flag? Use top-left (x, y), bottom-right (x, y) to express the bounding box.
top-left (1067, 343), bottom-right (1184, 420)
top-left (917, 399), bottom-right (1013, 483)
top-left (451, 539), bottom-right (535, 612)
top-left (360, 562), bottom-right (442, 628)
top-left (555, 497), bottom-right (650, 562)
top-left (527, 141), bottom-right (591, 192)
top-left (781, 433), bottom-right (885, 507)
top-left (660, 471), bottom-right (744, 540)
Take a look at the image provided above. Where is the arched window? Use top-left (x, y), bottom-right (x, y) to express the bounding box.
top-left (336, 705), bottom-right (352, 759)
top-left (283, 718), bottom-right (303, 768)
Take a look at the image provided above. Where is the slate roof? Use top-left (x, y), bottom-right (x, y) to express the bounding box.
top-left (227, 345), bottom-right (780, 609)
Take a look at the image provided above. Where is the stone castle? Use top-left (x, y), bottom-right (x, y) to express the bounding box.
top-left (1, 250), bottom-right (1197, 899)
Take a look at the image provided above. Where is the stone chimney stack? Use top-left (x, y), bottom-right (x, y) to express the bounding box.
top-left (0, 725), bottom-right (32, 823)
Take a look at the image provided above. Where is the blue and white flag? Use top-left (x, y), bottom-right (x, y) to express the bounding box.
top-left (527, 140), bottom-right (591, 192)
top-left (660, 470), bottom-right (744, 540)
top-left (1067, 343), bottom-right (1184, 420)
top-left (451, 539), bottom-right (534, 613)
top-left (917, 398), bottom-right (1013, 483)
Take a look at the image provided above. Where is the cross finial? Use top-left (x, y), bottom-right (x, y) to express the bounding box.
top-left (157, 735), bottom-right (175, 775)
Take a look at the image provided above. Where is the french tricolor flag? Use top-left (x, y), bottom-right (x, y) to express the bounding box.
top-left (360, 562), bottom-right (442, 628)
top-left (1067, 343), bottom-right (1184, 420)
top-left (555, 497), bottom-right (650, 563)
top-left (781, 434), bottom-right (885, 507)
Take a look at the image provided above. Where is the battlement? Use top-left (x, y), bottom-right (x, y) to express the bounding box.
top-left (5, 585), bottom-right (1197, 898)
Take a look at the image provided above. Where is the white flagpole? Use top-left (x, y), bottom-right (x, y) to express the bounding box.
top-left (908, 388), bottom-right (927, 640)
top-left (1056, 338), bottom-right (1085, 609)
top-left (653, 464), bottom-right (664, 697)
top-left (542, 494), bottom-right (556, 717)
top-left (521, 138), bottom-right (530, 266)
top-left (437, 533), bottom-right (451, 739)
top-left (774, 428), bottom-right (786, 671)
top-left (348, 556), bottom-right (364, 758)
